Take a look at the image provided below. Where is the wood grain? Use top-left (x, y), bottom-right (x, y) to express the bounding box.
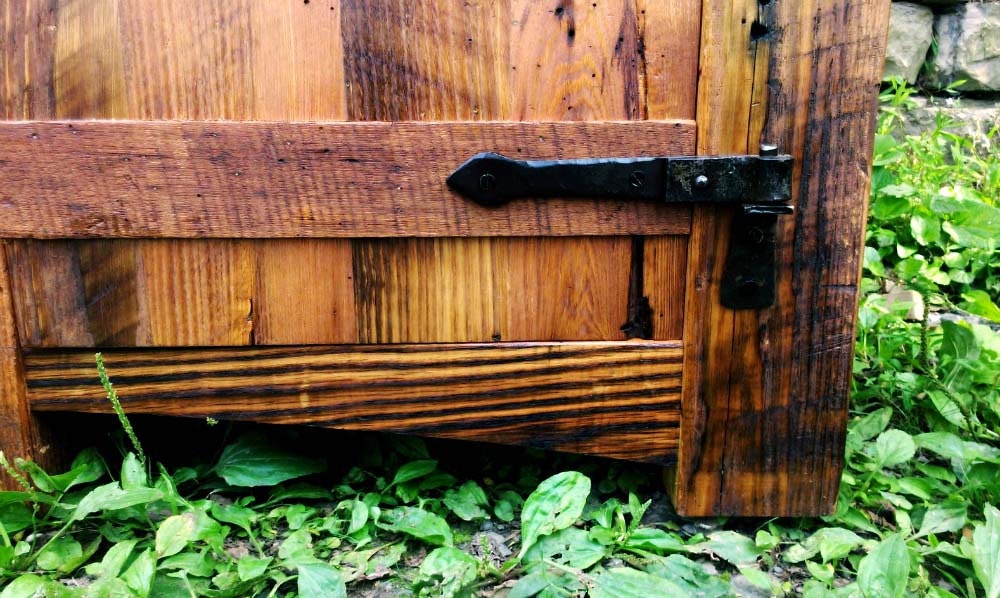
top-left (353, 238), bottom-right (498, 344)
top-left (645, 236), bottom-right (688, 340)
top-left (25, 342), bottom-right (684, 463)
top-left (0, 241), bottom-right (55, 479)
top-left (10, 237), bottom-right (685, 347)
top-left (342, 0), bottom-right (509, 121)
top-left (639, 0), bottom-right (702, 121)
top-left (0, 120), bottom-right (694, 239)
top-left (502, 1), bottom-right (664, 343)
top-left (674, 0), bottom-right (761, 517)
top-left (741, 0), bottom-right (889, 516)
top-left (494, 237), bottom-right (633, 341)
top-left (253, 240), bottom-right (357, 345)
top-left (510, 0), bottom-right (643, 120)
top-left (0, 1), bottom-right (57, 120)
top-left (673, 0), bottom-right (890, 516)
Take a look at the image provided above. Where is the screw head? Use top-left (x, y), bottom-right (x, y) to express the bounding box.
top-left (760, 143), bottom-right (779, 157)
top-left (738, 277), bottom-right (765, 294)
top-left (747, 227), bottom-right (765, 244)
top-left (629, 170), bottom-right (646, 189)
top-left (694, 175), bottom-right (710, 189)
top-left (478, 173), bottom-right (496, 192)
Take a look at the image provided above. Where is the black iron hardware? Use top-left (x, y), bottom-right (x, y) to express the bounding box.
top-left (447, 146), bottom-right (794, 310)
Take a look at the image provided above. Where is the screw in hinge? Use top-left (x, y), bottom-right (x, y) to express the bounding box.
top-left (747, 227), bottom-right (765, 244)
top-left (737, 276), bottom-right (766, 295)
top-left (479, 173), bottom-right (496, 191)
top-left (694, 175), bottom-right (710, 189)
top-left (629, 170), bottom-right (646, 190)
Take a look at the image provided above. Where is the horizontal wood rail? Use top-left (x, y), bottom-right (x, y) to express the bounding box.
top-left (24, 342), bottom-right (683, 463)
top-left (0, 121), bottom-right (695, 239)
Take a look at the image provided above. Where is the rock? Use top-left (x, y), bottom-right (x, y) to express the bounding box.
top-left (898, 96), bottom-right (1000, 146)
top-left (925, 3), bottom-right (1000, 92)
top-left (913, 0), bottom-right (972, 6)
top-left (731, 573), bottom-right (773, 598)
top-left (883, 287), bottom-right (925, 321)
top-left (928, 310), bottom-right (1000, 332)
top-left (884, 3), bottom-right (934, 83)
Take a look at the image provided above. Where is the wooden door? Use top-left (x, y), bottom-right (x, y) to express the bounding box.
top-left (0, 0), bottom-right (890, 516)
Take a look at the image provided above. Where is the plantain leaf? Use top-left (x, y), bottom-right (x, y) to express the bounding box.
top-left (518, 471), bottom-right (591, 558)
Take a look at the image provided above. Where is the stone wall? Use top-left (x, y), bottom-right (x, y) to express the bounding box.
top-left (885, 0), bottom-right (1000, 140)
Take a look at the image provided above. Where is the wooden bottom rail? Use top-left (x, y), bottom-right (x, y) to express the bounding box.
top-left (23, 342), bottom-right (683, 464)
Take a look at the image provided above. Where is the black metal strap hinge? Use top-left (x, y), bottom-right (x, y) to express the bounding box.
top-left (447, 145), bottom-right (794, 310)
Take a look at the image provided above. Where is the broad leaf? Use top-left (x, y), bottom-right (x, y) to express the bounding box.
top-left (857, 534), bottom-right (909, 598)
top-left (624, 528), bottom-right (685, 554)
top-left (910, 213), bottom-right (941, 246)
top-left (279, 528), bottom-right (316, 563)
top-left (213, 433), bottom-right (326, 487)
top-left (297, 562), bottom-right (347, 598)
top-left (523, 527), bottom-right (605, 570)
top-left (590, 567), bottom-right (686, 598)
top-left (121, 452), bottom-right (148, 489)
top-left (941, 320), bottom-right (980, 363)
top-left (914, 501), bottom-right (967, 539)
top-left (72, 482), bottom-right (163, 521)
top-left (41, 448), bottom-right (104, 493)
top-left (237, 556), bottom-right (273, 581)
top-left (784, 527), bottom-right (864, 564)
top-left (156, 513), bottom-right (197, 558)
top-left (390, 460), bottom-right (439, 486)
top-left (686, 531), bottom-right (759, 566)
top-left (850, 408), bottom-right (893, 442)
top-left (519, 471), bottom-right (591, 557)
top-left (378, 506), bottom-right (453, 546)
top-left (443, 480), bottom-right (489, 521)
top-left (961, 290), bottom-right (1000, 323)
top-left (874, 429), bottom-right (916, 469)
top-left (36, 537), bottom-right (82, 572)
top-left (88, 538), bottom-right (137, 579)
top-left (968, 504), bottom-right (1000, 598)
top-left (415, 546), bottom-right (478, 598)
top-left (159, 551), bottom-right (217, 577)
top-left (0, 575), bottom-right (45, 598)
top-left (643, 554), bottom-right (731, 597)
top-left (348, 498), bottom-right (369, 534)
top-left (122, 549), bottom-right (157, 597)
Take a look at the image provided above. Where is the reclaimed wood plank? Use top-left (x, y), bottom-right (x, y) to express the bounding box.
top-left (644, 236), bottom-right (688, 340)
top-left (0, 0), bottom-right (57, 120)
top-left (0, 241), bottom-right (56, 480)
top-left (249, 0), bottom-right (347, 121)
top-left (0, 120), bottom-right (694, 239)
top-left (342, 1), bottom-right (508, 344)
top-left (253, 240), bottom-right (357, 345)
top-left (502, 1), bottom-right (665, 342)
top-left (341, 0), bottom-right (509, 121)
top-left (510, 0), bottom-right (644, 120)
top-left (494, 237), bottom-right (632, 341)
top-left (25, 342), bottom-right (684, 463)
top-left (353, 238), bottom-right (498, 344)
top-left (10, 235), bottom-right (687, 347)
top-left (673, 0), bottom-right (761, 516)
top-left (674, 0), bottom-right (890, 516)
top-left (639, 0), bottom-right (702, 121)
top-left (729, 0), bottom-right (890, 516)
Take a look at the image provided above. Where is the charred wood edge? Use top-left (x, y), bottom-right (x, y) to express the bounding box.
top-left (21, 342), bottom-right (684, 465)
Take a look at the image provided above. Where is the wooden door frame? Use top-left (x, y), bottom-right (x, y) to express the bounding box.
top-left (672, 0), bottom-right (891, 516)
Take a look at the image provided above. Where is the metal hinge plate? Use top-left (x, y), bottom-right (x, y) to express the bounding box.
top-left (447, 148), bottom-right (794, 310)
